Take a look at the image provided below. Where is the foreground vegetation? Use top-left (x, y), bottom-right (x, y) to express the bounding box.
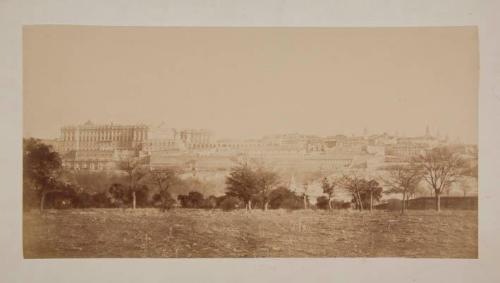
top-left (23, 138), bottom-right (478, 214)
top-left (24, 209), bottom-right (477, 258)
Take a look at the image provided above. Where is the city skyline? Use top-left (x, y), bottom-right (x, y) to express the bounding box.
top-left (24, 26), bottom-right (478, 143)
top-left (34, 120), bottom-right (467, 144)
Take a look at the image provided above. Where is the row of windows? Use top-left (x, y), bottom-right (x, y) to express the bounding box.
top-left (63, 161), bottom-right (114, 170)
top-left (62, 134), bottom-right (147, 142)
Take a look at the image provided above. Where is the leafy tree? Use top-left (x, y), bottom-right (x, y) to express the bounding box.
top-left (175, 176), bottom-right (219, 196)
top-left (225, 163), bottom-right (259, 210)
top-left (68, 171), bottom-right (128, 194)
top-left (23, 138), bottom-right (63, 211)
top-left (118, 157), bottom-right (148, 209)
top-left (149, 168), bottom-right (180, 212)
top-left (177, 194), bottom-right (189, 208)
top-left (256, 168), bottom-right (280, 210)
top-left (269, 186), bottom-right (302, 209)
top-left (108, 183), bottom-right (128, 207)
top-left (219, 196), bottom-right (242, 211)
top-left (415, 147), bottom-right (465, 212)
top-left (106, 182), bottom-right (149, 208)
top-left (152, 191), bottom-right (175, 211)
top-left (321, 177), bottom-right (337, 210)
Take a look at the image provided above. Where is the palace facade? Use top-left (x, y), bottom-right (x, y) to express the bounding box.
top-left (58, 121), bottom-right (148, 152)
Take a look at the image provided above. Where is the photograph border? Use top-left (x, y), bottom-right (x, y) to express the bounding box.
top-left (1, 0), bottom-right (499, 282)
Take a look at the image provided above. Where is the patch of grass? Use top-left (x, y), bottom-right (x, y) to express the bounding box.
top-left (23, 209), bottom-right (477, 258)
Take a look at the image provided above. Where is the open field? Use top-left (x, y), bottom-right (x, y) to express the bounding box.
top-left (23, 209), bottom-right (477, 258)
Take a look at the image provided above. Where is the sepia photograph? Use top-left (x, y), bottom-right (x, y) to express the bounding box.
top-left (22, 26), bottom-right (478, 259)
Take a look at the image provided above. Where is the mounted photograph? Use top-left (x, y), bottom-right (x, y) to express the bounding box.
top-left (23, 26), bottom-right (478, 258)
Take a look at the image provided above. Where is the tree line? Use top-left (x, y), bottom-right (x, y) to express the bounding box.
top-left (23, 138), bottom-right (477, 213)
top-left (23, 139), bottom-right (304, 212)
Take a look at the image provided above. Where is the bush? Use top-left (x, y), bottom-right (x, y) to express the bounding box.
top-left (153, 191), bottom-right (176, 212)
top-left (74, 192), bottom-right (93, 208)
top-left (40, 182), bottom-right (79, 209)
top-left (331, 200), bottom-right (351, 209)
top-left (92, 192), bottom-right (110, 208)
top-left (178, 191), bottom-right (205, 208)
top-left (133, 185), bottom-right (150, 208)
top-left (23, 181), bottom-right (40, 211)
top-left (316, 196), bottom-right (329, 210)
top-left (280, 197), bottom-right (303, 210)
top-left (201, 195), bottom-right (218, 209)
top-left (108, 183), bottom-right (129, 207)
top-left (219, 196), bottom-right (241, 211)
top-left (268, 186), bottom-right (303, 210)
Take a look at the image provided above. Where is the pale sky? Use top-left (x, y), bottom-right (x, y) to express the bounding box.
top-left (23, 26), bottom-right (478, 143)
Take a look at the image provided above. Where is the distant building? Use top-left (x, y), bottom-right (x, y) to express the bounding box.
top-left (59, 121), bottom-right (148, 152)
top-left (44, 121), bottom-right (458, 174)
top-left (53, 121), bottom-right (212, 171)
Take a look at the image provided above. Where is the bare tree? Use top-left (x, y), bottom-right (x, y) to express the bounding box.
top-left (460, 161), bottom-right (478, 197)
top-left (300, 170), bottom-right (323, 209)
top-left (118, 157), bottom-right (148, 209)
top-left (321, 177), bottom-right (336, 210)
top-left (364, 179), bottom-right (383, 213)
top-left (458, 177), bottom-right (476, 197)
top-left (415, 147), bottom-right (465, 212)
top-left (383, 163), bottom-right (423, 214)
top-left (340, 174), bottom-right (366, 211)
top-left (301, 183), bottom-right (309, 209)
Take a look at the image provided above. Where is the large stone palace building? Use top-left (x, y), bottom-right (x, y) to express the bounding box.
top-left (50, 121), bottom-right (211, 170)
top-left (59, 121), bottom-right (149, 152)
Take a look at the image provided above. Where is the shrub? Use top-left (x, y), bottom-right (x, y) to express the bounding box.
top-left (153, 191), bottom-right (176, 212)
top-left (219, 196), bottom-right (241, 211)
top-left (178, 191), bottom-right (205, 208)
top-left (133, 185), bottom-right (150, 208)
top-left (108, 183), bottom-right (129, 207)
top-left (201, 195), bottom-right (218, 209)
top-left (280, 197), bottom-right (303, 210)
top-left (331, 200), bottom-right (351, 209)
top-left (92, 192), bottom-right (110, 208)
top-left (268, 186), bottom-right (303, 209)
top-left (74, 192), bottom-right (93, 208)
top-left (316, 196), bottom-right (329, 210)
top-left (40, 183), bottom-right (79, 209)
top-left (23, 180), bottom-right (40, 211)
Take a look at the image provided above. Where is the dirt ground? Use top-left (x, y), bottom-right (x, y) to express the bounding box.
top-left (23, 208), bottom-right (477, 258)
